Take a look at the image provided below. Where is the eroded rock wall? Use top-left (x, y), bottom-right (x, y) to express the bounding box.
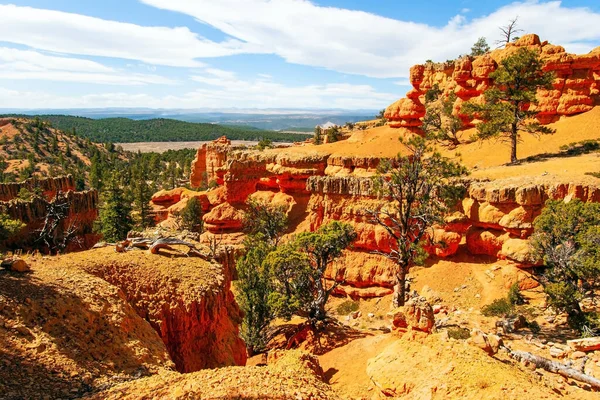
top-left (385, 34), bottom-right (600, 127)
top-left (0, 175), bottom-right (75, 201)
top-left (0, 189), bottom-right (99, 251)
top-left (79, 249), bottom-right (247, 373)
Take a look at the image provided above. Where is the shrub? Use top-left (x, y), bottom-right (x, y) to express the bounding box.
top-left (481, 298), bottom-right (513, 317)
top-left (180, 197), bottom-right (203, 233)
top-left (336, 300), bottom-right (359, 315)
top-left (527, 320), bottom-right (541, 334)
top-left (507, 282), bottom-right (524, 305)
top-left (447, 327), bottom-right (470, 340)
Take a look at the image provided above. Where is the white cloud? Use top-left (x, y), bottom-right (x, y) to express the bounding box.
top-left (0, 47), bottom-right (176, 85)
top-left (0, 4), bottom-right (259, 68)
top-left (140, 0), bottom-right (600, 77)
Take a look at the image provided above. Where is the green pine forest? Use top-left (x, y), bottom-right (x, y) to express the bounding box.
top-left (1, 115), bottom-right (312, 143)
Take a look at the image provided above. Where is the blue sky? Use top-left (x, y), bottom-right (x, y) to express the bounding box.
top-left (1, 0), bottom-right (600, 110)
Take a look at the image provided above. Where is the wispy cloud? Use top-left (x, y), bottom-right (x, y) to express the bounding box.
top-left (0, 47), bottom-right (177, 85)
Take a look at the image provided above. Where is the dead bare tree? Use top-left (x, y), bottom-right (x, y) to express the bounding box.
top-left (37, 192), bottom-right (82, 254)
top-left (504, 346), bottom-right (600, 389)
top-left (495, 17), bottom-right (524, 48)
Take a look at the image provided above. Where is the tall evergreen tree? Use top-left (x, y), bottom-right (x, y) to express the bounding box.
top-left (98, 173), bottom-right (132, 242)
top-left (463, 48), bottom-right (554, 164)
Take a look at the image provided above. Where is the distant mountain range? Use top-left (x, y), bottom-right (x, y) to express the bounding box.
top-left (0, 108), bottom-right (378, 131)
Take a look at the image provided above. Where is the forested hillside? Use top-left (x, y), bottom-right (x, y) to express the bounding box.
top-left (1, 115), bottom-right (311, 143)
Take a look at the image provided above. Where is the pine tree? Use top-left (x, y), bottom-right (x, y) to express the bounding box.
top-left (133, 179), bottom-right (154, 229)
top-left (98, 173), bottom-right (132, 242)
top-left (470, 37), bottom-right (490, 56)
top-left (463, 48), bottom-right (555, 164)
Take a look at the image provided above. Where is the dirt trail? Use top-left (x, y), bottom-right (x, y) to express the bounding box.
top-left (318, 333), bottom-right (396, 399)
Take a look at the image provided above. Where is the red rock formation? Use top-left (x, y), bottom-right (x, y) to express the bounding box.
top-left (1, 189), bottom-right (99, 251)
top-left (0, 175), bottom-right (75, 201)
top-left (385, 34), bottom-right (600, 128)
top-left (190, 136), bottom-right (232, 188)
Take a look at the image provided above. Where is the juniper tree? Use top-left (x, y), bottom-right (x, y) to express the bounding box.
top-left (368, 136), bottom-right (466, 307)
top-left (463, 47), bottom-right (554, 164)
top-left (422, 91), bottom-right (463, 148)
top-left (293, 221), bottom-right (356, 320)
top-left (180, 196), bottom-right (203, 233)
top-left (531, 199), bottom-right (600, 333)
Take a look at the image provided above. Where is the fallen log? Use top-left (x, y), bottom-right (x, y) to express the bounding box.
top-left (505, 347), bottom-right (600, 389)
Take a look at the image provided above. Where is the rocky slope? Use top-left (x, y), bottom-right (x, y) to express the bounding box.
top-left (385, 34), bottom-right (600, 128)
top-left (86, 350), bottom-right (338, 399)
top-left (0, 254), bottom-right (174, 400)
top-left (44, 247), bottom-right (247, 373)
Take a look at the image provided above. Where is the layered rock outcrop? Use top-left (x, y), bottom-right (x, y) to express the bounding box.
top-left (189, 136), bottom-right (232, 188)
top-left (385, 34), bottom-right (600, 128)
top-left (156, 140), bottom-right (600, 297)
top-left (0, 175), bottom-right (75, 201)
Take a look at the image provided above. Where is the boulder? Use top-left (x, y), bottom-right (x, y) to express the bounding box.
top-left (1, 257), bottom-right (30, 272)
top-left (466, 228), bottom-right (510, 257)
top-left (388, 296), bottom-right (435, 333)
top-left (422, 228), bottom-right (461, 257)
top-left (469, 329), bottom-right (503, 356)
top-left (499, 239), bottom-right (542, 265)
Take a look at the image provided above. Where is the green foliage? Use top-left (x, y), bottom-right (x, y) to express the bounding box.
top-left (531, 199), bottom-right (600, 332)
top-left (313, 126), bottom-right (323, 145)
top-left (508, 282), bottom-right (524, 306)
top-left (263, 244), bottom-right (312, 320)
top-left (424, 84), bottom-right (442, 104)
top-left (256, 139), bottom-right (273, 151)
top-left (132, 178), bottom-right (155, 230)
top-left (0, 213), bottom-right (25, 242)
top-left (17, 187), bottom-right (42, 201)
top-left (293, 221), bottom-right (356, 320)
top-left (325, 126), bottom-right (342, 143)
top-left (336, 300), bottom-right (359, 315)
top-left (6, 115), bottom-right (311, 143)
top-left (180, 197), bottom-right (203, 233)
top-left (462, 48), bottom-right (555, 163)
top-left (242, 199), bottom-right (288, 245)
top-left (376, 109), bottom-right (386, 119)
top-left (370, 136), bottom-right (467, 306)
top-left (97, 173), bottom-right (133, 242)
top-left (447, 327), bottom-right (471, 340)
top-left (423, 92), bottom-right (463, 148)
top-left (235, 235), bottom-right (275, 353)
top-left (481, 298), bottom-right (513, 317)
top-left (470, 37), bottom-right (490, 56)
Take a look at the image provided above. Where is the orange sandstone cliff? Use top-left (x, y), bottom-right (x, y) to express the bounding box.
top-left (151, 34), bottom-right (600, 299)
top-left (385, 34), bottom-right (600, 128)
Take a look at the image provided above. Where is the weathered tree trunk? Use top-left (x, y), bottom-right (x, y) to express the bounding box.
top-left (510, 123), bottom-right (518, 164)
top-left (312, 278), bottom-right (327, 321)
top-left (506, 348), bottom-right (600, 389)
top-left (393, 267), bottom-right (407, 308)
